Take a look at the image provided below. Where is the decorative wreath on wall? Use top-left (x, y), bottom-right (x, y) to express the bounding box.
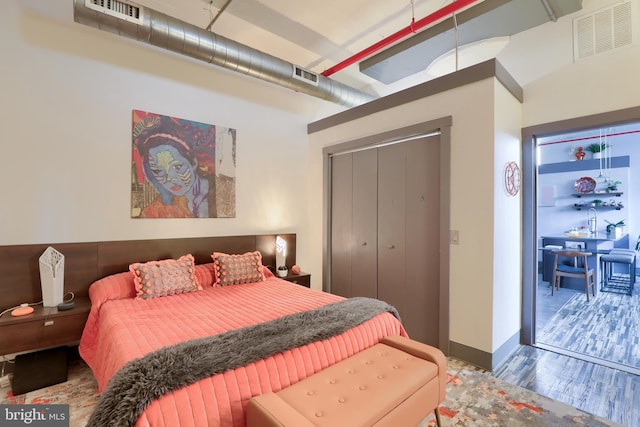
top-left (503, 161), bottom-right (521, 196)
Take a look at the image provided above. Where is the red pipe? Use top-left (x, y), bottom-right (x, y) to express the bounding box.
top-left (321, 0), bottom-right (481, 77)
top-left (537, 129), bottom-right (640, 146)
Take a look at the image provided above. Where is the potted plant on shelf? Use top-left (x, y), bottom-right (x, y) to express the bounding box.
top-left (586, 142), bottom-right (607, 159)
top-left (606, 180), bottom-right (622, 192)
top-left (605, 219), bottom-right (625, 238)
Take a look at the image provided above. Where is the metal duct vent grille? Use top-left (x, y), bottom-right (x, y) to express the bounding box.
top-left (85, 0), bottom-right (142, 24)
top-left (293, 66), bottom-right (319, 86)
top-left (574, 0), bottom-right (632, 61)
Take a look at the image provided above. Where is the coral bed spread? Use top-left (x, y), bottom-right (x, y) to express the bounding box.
top-left (79, 265), bottom-right (406, 427)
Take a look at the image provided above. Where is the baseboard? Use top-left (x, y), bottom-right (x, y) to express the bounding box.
top-left (449, 341), bottom-right (492, 371)
top-left (450, 331), bottom-right (520, 372)
top-left (491, 331), bottom-right (521, 370)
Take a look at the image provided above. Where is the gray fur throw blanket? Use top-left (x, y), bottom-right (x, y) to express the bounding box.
top-left (87, 297), bottom-right (400, 427)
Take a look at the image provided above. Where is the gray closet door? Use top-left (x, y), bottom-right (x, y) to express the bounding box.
top-left (330, 151), bottom-right (378, 298)
top-left (377, 144), bottom-right (407, 319)
top-left (404, 137), bottom-right (440, 345)
top-left (330, 154), bottom-right (353, 297)
top-left (377, 136), bottom-right (441, 345)
top-left (329, 135), bottom-right (440, 346)
top-left (351, 150), bottom-right (378, 298)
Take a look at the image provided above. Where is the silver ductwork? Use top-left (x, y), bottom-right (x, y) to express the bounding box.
top-left (73, 0), bottom-right (376, 108)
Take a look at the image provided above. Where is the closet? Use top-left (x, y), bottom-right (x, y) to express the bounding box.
top-left (329, 135), bottom-right (441, 345)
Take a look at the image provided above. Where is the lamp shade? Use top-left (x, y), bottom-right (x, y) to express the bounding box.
top-left (275, 236), bottom-right (287, 269)
top-left (39, 247), bottom-right (65, 307)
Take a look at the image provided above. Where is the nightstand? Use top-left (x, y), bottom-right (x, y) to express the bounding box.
top-left (0, 296), bottom-right (90, 356)
top-left (0, 296), bottom-right (91, 394)
top-left (281, 272), bottom-right (311, 288)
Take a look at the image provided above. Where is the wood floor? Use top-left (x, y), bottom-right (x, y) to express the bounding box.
top-left (494, 345), bottom-right (639, 427)
top-left (491, 276), bottom-right (640, 427)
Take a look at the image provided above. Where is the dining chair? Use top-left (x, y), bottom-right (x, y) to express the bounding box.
top-left (551, 250), bottom-right (596, 301)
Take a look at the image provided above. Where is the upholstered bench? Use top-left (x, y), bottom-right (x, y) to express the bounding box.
top-left (246, 335), bottom-right (446, 427)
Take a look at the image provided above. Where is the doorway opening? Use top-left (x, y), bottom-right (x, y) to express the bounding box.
top-left (521, 107), bottom-right (640, 376)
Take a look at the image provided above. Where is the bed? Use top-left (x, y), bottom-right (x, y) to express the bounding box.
top-left (79, 253), bottom-right (406, 427)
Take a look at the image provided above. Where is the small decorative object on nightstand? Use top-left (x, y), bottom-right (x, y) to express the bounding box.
top-left (277, 266), bottom-right (288, 278)
top-left (291, 264), bottom-right (301, 275)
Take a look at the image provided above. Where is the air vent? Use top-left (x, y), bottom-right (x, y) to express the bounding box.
top-left (293, 66), bottom-right (319, 86)
top-left (574, 0), bottom-right (633, 61)
top-left (85, 0), bottom-right (143, 24)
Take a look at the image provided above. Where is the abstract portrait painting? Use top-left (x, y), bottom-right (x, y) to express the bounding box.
top-left (131, 110), bottom-right (236, 218)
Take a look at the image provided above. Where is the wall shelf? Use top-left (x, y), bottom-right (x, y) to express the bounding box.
top-left (573, 192), bottom-right (623, 198)
top-left (573, 204), bottom-right (623, 210)
top-left (539, 156), bottom-right (630, 174)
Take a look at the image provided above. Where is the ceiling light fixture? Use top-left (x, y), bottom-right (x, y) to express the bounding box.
top-left (426, 36), bottom-right (510, 77)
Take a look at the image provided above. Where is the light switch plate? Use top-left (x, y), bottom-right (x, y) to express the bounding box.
top-left (450, 230), bottom-right (460, 245)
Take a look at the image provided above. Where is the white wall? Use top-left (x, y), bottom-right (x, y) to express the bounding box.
top-left (521, 0), bottom-right (640, 128)
top-left (308, 78), bottom-right (522, 355)
top-left (492, 83), bottom-right (523, 355)
top-left (523, 43), bottom-right (640, 127)
top-left (0, 2), bottom-right (337, 275)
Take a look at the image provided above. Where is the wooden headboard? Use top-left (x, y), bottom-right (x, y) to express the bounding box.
top-left (0, 234), bottom-right (296, 310)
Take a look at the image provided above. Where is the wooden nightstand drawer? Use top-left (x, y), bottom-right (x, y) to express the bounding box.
top-left (0, 313), bottom-right (88, 355)
top-left (0, 298), bottom-right (90, 356)
top-left (281, 272), bottom-right (311, 288)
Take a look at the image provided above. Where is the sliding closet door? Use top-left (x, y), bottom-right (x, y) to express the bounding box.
top-left (330, 154), bottom-right (353, 297)
top-left (330, 151), bottom-right (378, 298)
top-left (351, 150), bottom-right (378, 298)
top-left (377, 136), bottom-right (440, 345)
top-left (329, 134), bottom-right (441, 346)
top-left (404, 136), bottom-right (440, 346)
top-left (377, 144), bottom-right (407, 320)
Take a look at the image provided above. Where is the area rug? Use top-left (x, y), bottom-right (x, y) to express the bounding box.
top-left (537, 282), bottom-right (640, 369)
top-left (1, 360), bottom-right (99, 426)
top-left (1, 357), bottom-right (621, 427)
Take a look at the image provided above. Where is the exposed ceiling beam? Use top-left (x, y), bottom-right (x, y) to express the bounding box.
top-left (360, 0), bottom-right (582, 84)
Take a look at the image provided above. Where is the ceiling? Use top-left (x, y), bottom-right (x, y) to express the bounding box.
top-left (129, 0), bottom-right (478, 95)
top-left (120, 0), bottom-right (582, 96)
top-left (23, 0), bottom-right (608, 102)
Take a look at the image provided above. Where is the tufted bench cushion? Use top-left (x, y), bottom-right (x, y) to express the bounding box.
top-left (246, 335), bottom-right (446, 427)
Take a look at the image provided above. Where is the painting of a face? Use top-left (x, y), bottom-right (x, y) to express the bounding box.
top-left (147, 145), bottom-right (195, 197)
top-left (132, 110), bottom-right (236, 218)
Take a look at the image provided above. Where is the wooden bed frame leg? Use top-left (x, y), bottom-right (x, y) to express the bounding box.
top-left (434, 406), bottom-right (442, 427)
